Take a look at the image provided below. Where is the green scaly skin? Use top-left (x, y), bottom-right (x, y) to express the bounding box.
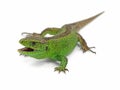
top-left (18, 12), bottom-right (104, 73)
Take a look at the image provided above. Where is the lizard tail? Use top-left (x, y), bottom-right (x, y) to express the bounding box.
top-left (62, 11), bottom-right (104, 32)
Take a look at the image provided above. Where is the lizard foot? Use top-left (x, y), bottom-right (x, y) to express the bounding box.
top-left (54, 67), bottom-right (69, 73)
top-left (89, 47), bottom-right (96, 54)
top-left (83, 47), bottom-right (96, 54)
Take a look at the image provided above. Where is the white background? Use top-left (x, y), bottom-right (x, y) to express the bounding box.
top-left (0, 0), bottom-right (120, 90)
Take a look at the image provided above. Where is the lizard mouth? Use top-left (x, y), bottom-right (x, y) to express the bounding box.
top-left (18, 47), bottom-right (34, 52)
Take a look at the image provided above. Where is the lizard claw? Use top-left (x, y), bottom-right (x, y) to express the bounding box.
top-left (21, 32), bottom-right (32, 35)
top-left (19, 54), bottom-right (28, 57)
top-left (89, 47), bottom-right (96, 54)
top-left (82, 46), bottom-right (96, 54)
top-left (89, 47), bottom-right (95, 49)
top-left (54, 67), bottom-right (69, 73)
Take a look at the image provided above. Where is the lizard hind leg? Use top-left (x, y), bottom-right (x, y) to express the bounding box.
top-left (40, 28), bottom-right (61, 37)
top-left (77, 33), bottom-right (96, 54)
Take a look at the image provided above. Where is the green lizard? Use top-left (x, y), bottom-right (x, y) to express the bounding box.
top-left (18, 12), bottom-right (104, 73)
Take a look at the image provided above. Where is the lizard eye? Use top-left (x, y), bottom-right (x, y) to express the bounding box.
top-left (31, 42), bottom-right (36, 46)
top-left (46, 46), bottom-right (48, 51)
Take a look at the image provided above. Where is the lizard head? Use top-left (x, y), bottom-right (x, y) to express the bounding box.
top-left (18, 32), bottom-right (48, 59)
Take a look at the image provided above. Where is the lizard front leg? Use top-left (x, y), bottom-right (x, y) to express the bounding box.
top-left (54, 56), bottom-right (68, 73)
top-left (77, 33), bottom-right (96, 54)
top-left (40, 28), bottom-right (61, 37)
